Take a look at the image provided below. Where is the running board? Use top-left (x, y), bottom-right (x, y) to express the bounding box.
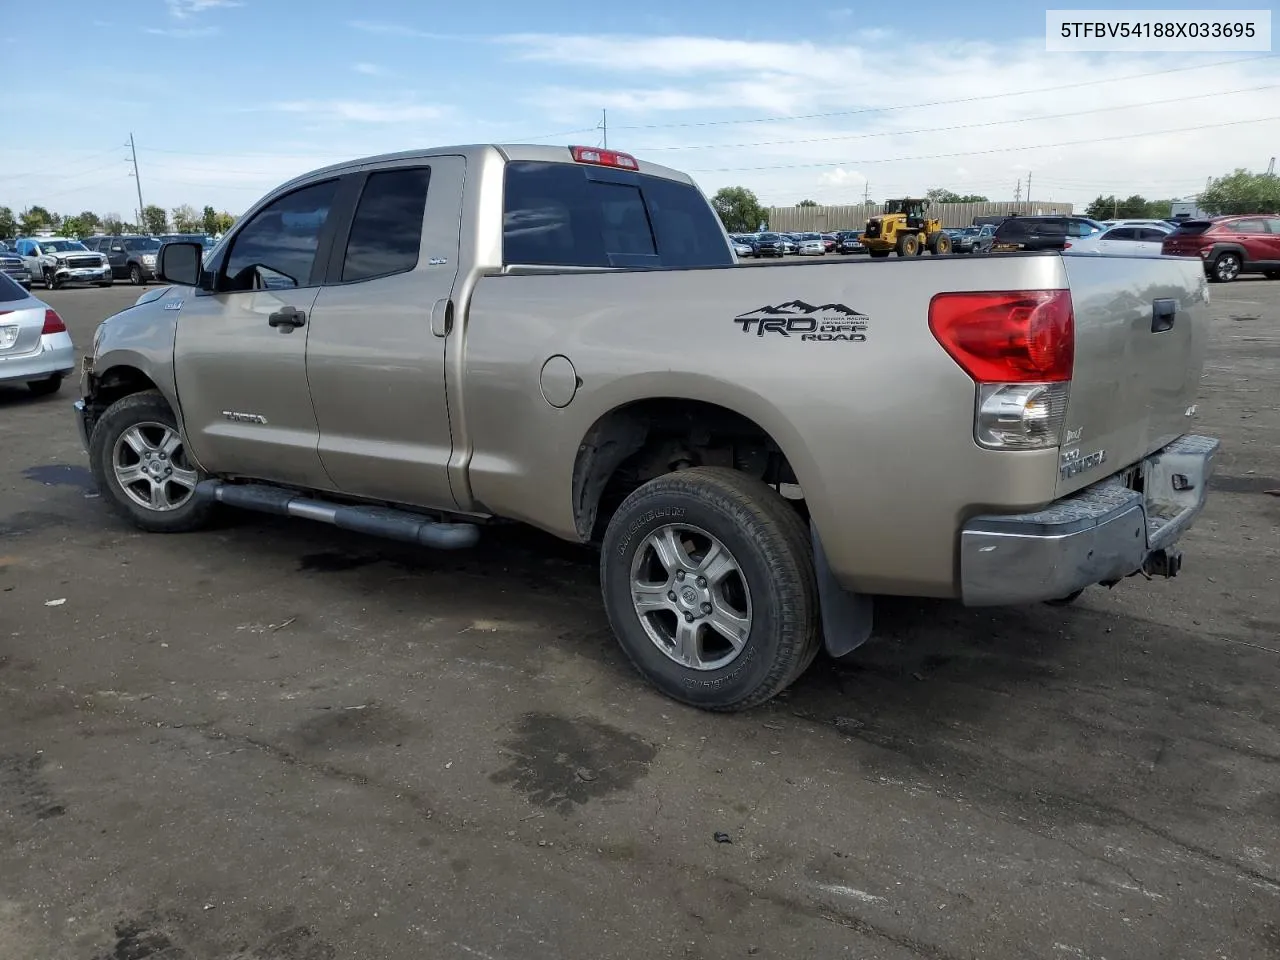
top-left (194, 480), bottom-right (480, 550)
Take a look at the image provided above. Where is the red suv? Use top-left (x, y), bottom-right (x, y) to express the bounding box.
top-left (1161, 215), bottom-right (1280, 283)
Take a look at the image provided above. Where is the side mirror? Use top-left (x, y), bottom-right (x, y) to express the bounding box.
top-left (155, 241), bottom-right (203, 287)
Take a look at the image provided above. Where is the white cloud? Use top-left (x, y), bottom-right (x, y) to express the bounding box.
top-left (347, 20), bottom-right (473, 41)
top-left (498, 32), bottom-right (1280, 207)
top-left (146, 26), bottom-right (219, 38)
top-left (267, 99), bottom-right (450, 123)
top-left (165, 0), bottom-right (241, 18)
top-left (352, 62), bottom-right (387, 76)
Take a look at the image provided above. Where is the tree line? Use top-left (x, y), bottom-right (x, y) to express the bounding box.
top-left (708, 168), bottom-right (1280, 233)
top-left (0, 203), bottom-right (238, 240)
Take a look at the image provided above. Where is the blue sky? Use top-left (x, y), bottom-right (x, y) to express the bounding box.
top-left (2, 0), bottom-right (1276, 219)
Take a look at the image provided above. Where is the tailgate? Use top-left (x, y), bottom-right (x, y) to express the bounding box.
top-left (1056, 255), bottom-right (1210, 497)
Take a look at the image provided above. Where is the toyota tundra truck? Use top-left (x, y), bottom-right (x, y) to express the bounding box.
top-left (73, 143), bottom-right (1219, 711)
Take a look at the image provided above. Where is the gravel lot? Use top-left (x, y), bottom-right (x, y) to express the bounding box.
top-left (2, 276), bottom-right (1278, 960)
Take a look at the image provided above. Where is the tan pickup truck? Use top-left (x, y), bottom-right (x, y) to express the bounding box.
top-left (74, 143), bottom-right (1219, 711)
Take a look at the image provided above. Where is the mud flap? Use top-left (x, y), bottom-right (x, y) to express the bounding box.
top-left (811, 525), bottom-right (874, 657)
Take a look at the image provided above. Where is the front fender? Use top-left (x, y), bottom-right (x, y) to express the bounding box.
top-left (85, 299), bottom-right (182, 420)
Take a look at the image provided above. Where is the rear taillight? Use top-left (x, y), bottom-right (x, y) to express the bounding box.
top-left (570, 145), bottom-right (639, 170)
top-left (929, 290), bottom-right (1074, 451)
top-left (42, 308), bottom-right (66, 335)
top-left (1062, 241), bottom-right (1072, 249)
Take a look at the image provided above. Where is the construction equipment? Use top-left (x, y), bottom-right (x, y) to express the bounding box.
top-left (859, 198), bottom-right (953, 258)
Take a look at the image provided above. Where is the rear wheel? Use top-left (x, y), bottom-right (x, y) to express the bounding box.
top-left (89, 391), bottom-right (215, 533)
top-left (600, 467), bottom-right (821, 711)
top-left (929, 232), bottom-right (953, 255)
top-left (1211, 252), bottom-right (1241, 283)
top-left (27, 374), bottom-right (63, 397)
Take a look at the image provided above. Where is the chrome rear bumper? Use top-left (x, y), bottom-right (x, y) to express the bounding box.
top-left (960, 434), bottom-right (1220, 606)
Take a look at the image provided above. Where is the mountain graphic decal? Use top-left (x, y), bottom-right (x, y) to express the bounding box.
top-left (733, 300), bottom-right (870, 343)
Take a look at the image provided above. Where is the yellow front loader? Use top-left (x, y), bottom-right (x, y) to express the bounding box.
top-left (860, 199), bottom-right (953, 258)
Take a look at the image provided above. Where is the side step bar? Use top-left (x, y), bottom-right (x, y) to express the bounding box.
top-left (194, 480), bottom-right (480, 550)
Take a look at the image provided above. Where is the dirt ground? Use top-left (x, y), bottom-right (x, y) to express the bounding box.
top-left (2, 277), bottom-right (1277, 960)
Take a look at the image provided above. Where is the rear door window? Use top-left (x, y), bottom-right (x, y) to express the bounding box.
top-left (502, 160), bottom-right (731, 269)
top-left (340, 167), bottom-right (431, 282)
top-left (1232, 218), bottom-right (1267, 234)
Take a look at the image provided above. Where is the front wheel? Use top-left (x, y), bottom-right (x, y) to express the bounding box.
top-left (1211, 252), bottom-right (1241, 283)
top-left (600, 467), bottom-right (821, 711)
top-left (45, 269), bottom-right (59, 290)
top-left (129, 263), bottom-right (144, 285)
top-left (88, 391), bottom-right (215, 533)
top-left (896, 233), bottom-right (920, 257)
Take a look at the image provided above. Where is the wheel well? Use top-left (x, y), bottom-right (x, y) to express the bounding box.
top-left (84, 366), bottom-right (161, 427)
top-left (571, 398), bottom-right (802, 542)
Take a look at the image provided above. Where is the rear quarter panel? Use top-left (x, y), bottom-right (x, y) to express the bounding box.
top-left (460, 254), bottom-right (1069, 598)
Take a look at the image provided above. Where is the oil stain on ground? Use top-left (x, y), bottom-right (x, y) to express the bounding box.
top-left (288, 703), bottom-right (417, 753)
top-left (23, 463), bottom-right (96, 492)
top-left (0, 753), bottom-right (66, 820)
top-left (490, 713), bottom-right (657, 814)
top-left (297, 551), bottom-right (378, 573)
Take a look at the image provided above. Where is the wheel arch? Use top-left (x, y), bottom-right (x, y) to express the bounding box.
top-left (568, 381), bottom-right (823, 543)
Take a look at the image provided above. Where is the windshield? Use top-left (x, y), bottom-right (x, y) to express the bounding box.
top-left (127, 237), bottom-right (162, 252)
top-left (800, 233), bottom-right (821, 240)
top-left (41, 240), bottom-right (88, 253)
top-left (758, 233), bottom-right (780, 241)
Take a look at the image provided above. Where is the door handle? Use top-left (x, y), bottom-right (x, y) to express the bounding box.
top-left (430, 298), bottom-right (452, 338)
top-left (268, 306), bottom-right (306, 331)
top-left (1151, 298), bottom-right (1176, 334)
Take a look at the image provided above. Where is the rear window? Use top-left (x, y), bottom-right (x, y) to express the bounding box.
top-left (502, 161), bottom-right (732, 269)
top-left (1171, 220), bottom-right (1214, 236)
top-left (0, 271), bottom-right (26, 302)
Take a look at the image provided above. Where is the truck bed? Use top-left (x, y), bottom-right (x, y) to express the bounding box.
top-left (459, 252), bottom-right (1210, 598)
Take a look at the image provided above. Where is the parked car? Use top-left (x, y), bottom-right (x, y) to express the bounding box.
top-left (1161, 215), bottom-right (1280, 283)
top-left (0, 270), bottom-right (74, 395)
top-left (1065, 223), bottom-right (1172, 257)
top-left (84, 234), bottom-right (163, 285)
top-left (729, 234), bottom-right (757, 258)
top-left (732, 239), bottom-right (754, 258)
top-left (1, 247), bottom-right (33, 287)
top-left (159, 233), bottom-right (217, 251)
top-left (75, 142), bottom-right (1218, 712)
top-left (796, 233), bottom-right (826, 256)
top-left (835, 231), bottom-right (865, 254)
top-left (946, 224), bottom-right (996, 255)
top-left (821, 233), bottom-right (838, 253)
top-left (753, 232), bottom-right (788, 258)
top-left (990, 216), bottom-right (1106, 253)
top-left (13, 237), bottom-right (112, 289)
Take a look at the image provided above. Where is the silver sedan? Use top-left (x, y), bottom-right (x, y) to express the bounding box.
top-left (0, 274), bottom-right (76, 395)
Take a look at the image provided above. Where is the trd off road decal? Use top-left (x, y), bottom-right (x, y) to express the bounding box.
top-left (733, 300), bottom-right (868, 342)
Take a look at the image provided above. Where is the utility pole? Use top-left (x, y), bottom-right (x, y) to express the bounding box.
top-left (127, 133), bottom-right (146, 227)
top-left (1026, 171), bottom-right (1032, 206)
top-left (1113, 195), bottom-right (1118, 217)
top-left (1014, 178), bottom-right (1021, 202)
top-left (862, 180), bottom-right (869, 204)
top-left (600, 109), bottom-right (608, 149)
top-left (1267, 156), bottom-right (1276, 176)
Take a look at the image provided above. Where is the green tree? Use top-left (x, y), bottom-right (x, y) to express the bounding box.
top-left (796, 199), bottom-right (818, 207)
top-left (0, 205), bottom-right (16, 239)
top-left (60, 210), bottom-right (100, 238)
top-left (141, 204), bottom-right (168, 234)
top-left (1085, 194), bottom-right (1175, 220)
top-left (101, 213), bottom-right (126, 235)
top-left (201, 205), bottom-right (219, 235)
top-left (19, 206), bottom-right (54, 234)
top-left (171, 204), bottom-right (199, 232)
top-left (927, 188), bottom-right (990, 203)
top-left (1199, 168), bottom-right (1280, 215)
top-left (710, 186), bottom-right (765, 233)
top-left (213, 211), bottom-right (236, 234)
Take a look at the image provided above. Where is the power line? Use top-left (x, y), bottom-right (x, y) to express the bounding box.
top-left (638, 83), bottom-right (1280, 152)
top-left (0, 146), bottom-right (127, 184)
top-left (687, 114), bottom-right (1280, 173)
top-left (613, 53), bottom-right (1275, 131)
